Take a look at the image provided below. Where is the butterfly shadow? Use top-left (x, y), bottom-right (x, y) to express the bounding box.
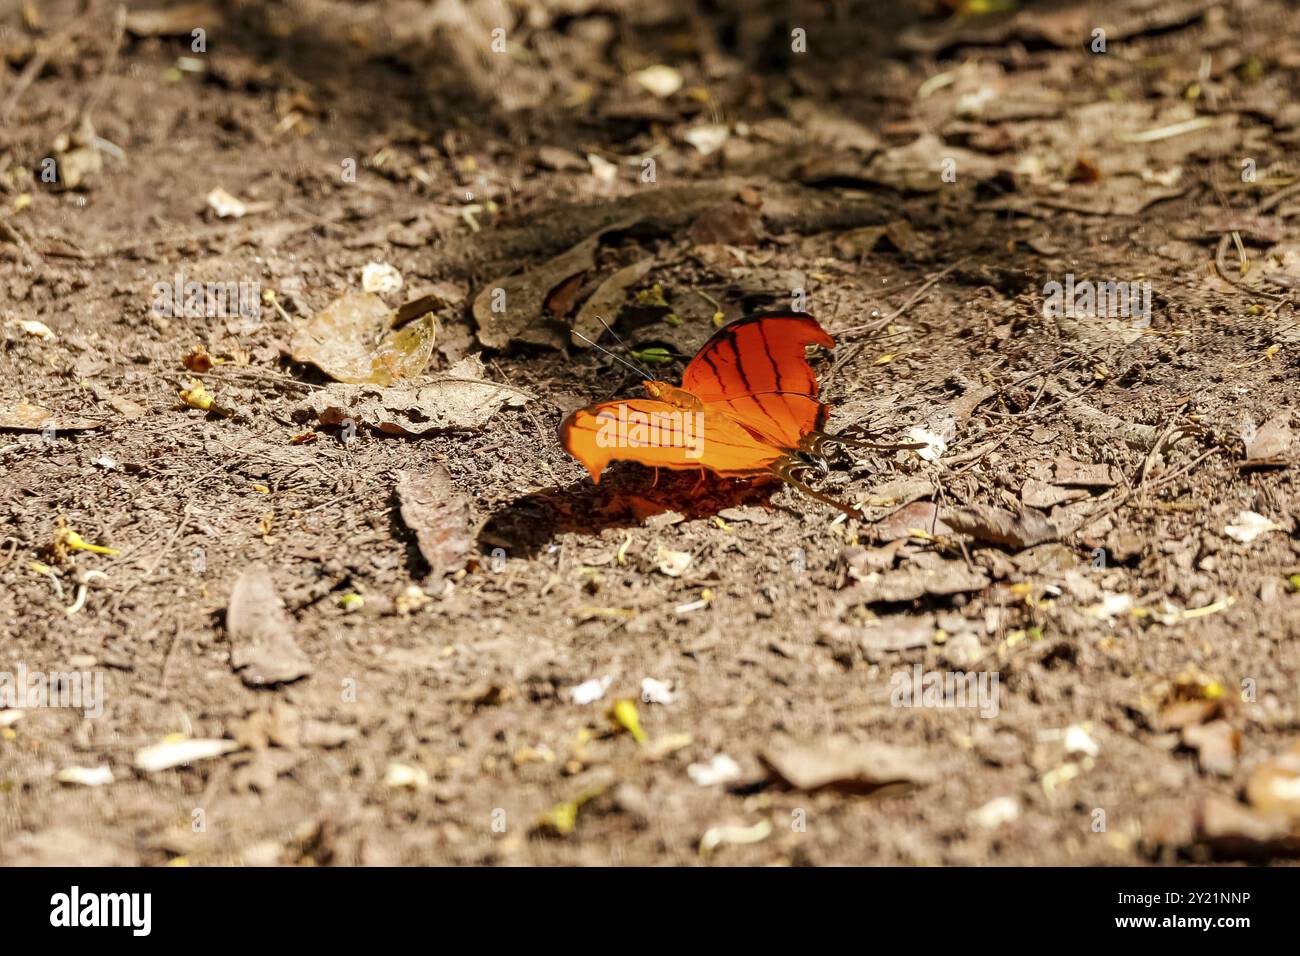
top-left (478, 467), bottom-right (782, 559)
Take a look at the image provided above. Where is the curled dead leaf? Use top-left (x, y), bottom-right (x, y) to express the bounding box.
top-left (472, 218), bottom-right (642, 350)
top-left (570, 257), bottom-right (655, 348)
top-left (294, 356), bottom-right (530, 435)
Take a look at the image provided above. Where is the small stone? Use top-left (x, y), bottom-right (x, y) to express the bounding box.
top-left (970, 795), bottom-right (1020, 829)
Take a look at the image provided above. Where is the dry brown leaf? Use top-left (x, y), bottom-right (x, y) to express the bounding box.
top-left (944, 504), bottom-right (1058, 550)
top-left (1021, 479), bottom-right (1087, 509)
top-left (898, 0), bottom-right (1212, 53)
top-left (1053, 459), bottom-right (1121, 487)
top-left (0, 402), bottom-right (104, 432)
top-left (544, 272), bottom-right (587, 320)
top-left (393, 285), bottom-right (462, 324)
top-left (290, 292), bottom-right (436, 385)
top-left (472, 218), bottom-right (639, 350)
top-left (295, 356), bottom-right (530, 435)
top-left (868, 500), bottom-right (950, 542)
top-left (1244, 414), bottom-right (1293, 465)
top-left (570, 257), bottom-right (655, 348)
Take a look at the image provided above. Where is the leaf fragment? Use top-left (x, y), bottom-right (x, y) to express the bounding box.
top-left (135, 737), bottom-right (240, 773)
top-left (944, 504), bottom-right (1058, 550)
top-left (396, 466), bottom-right (475, 578)
top-left (226, 565), bottom-right (313, 687)
top-left (569, 257), bottom-right (655, 348)
top-left (179, 377), bottom-right (214, 411)
top-left (472, 221), bottom-right (636, 349)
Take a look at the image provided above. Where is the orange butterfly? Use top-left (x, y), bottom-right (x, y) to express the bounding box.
top-left (560, 311), bottom-right (890, 517)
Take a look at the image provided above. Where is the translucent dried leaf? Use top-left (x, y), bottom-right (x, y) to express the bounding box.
top-left (291, 292), bottom-right (436, 385)
top-left (0, 402), bottom-right (103, 432)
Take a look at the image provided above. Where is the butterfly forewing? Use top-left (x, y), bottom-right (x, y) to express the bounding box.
top-left (561, 397), bottom-right (785, 483)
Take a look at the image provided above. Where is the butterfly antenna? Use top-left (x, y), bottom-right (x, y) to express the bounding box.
top-left (592, 314), bottom-right (636, 357)
top-left (586, 315), bottom-right (653, 379)
top-left (571, 328), bottom-right (655, 380)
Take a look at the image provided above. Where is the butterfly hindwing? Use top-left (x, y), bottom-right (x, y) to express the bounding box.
top-left (680, 312), bottom-right (834, 450)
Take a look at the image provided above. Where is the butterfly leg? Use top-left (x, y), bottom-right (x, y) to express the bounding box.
top-left (651, 466), bottom-right (660, 488)
top-left (692, 467), bottom-right (707, 493)
top-left (771, 461), bottom-right (863, 519)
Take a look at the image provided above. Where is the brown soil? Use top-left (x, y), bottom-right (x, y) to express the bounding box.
top-left (3, 0), bottom-right (1300, 866)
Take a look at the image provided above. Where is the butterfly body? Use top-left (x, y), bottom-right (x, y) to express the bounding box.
top-left (561, 312), bottom-right (874, 515)
top-left (643, 380), bottom-right (704, 412)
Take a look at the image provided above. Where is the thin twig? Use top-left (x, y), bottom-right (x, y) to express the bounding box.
top-left (835, 260), bottom-right (965, 339)
top-left (0, 0), bottom-right (103, 121)
top-left (80, 5), bottom-right (125, 120)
